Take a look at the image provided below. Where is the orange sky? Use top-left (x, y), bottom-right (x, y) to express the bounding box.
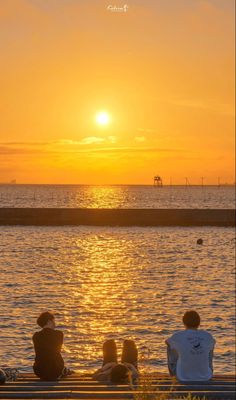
top-left (0, 0), bottom-right (235, 184)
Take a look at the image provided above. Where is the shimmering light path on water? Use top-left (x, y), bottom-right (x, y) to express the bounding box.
top-left (0, 185), bottom-right (235, 208)
top-left (0, 226), bottom-right (235, 373)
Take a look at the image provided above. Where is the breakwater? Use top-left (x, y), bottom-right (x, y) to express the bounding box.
top-left (0, 208), bottom-right (235, 226)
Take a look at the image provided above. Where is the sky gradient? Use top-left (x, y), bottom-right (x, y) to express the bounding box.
top-left (0, 0), bottom-right (235, 184)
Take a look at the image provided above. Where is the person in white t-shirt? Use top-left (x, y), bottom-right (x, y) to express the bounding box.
top-left (166, 310), bottom-right (215, 382)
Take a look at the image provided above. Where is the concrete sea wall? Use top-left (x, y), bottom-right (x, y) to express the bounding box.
top-left (0, 208), bottom-right (235, 226)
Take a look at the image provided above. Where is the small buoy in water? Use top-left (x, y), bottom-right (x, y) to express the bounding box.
top-left (197, 238), bottom-right (203, 245)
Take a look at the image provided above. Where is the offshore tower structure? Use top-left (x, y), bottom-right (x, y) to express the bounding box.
top-left (153, 175), bottom-right (163, 187)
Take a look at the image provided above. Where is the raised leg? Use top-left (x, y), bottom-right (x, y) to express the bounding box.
top-left (121, 340), bottom-right (138, 369)
top-left (103, 339), bottom-right (118, 366)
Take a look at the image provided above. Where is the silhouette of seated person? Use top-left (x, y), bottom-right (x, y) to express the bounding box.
top-left (33, 312), bottom-right (72, 381)
top-left (166, 310), bottom-right (215, 382)
top-left (93, 339), bottom-right (138, 384)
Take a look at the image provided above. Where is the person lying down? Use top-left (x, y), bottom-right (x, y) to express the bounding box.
top-left (93, 339), bottom-right (138, 384)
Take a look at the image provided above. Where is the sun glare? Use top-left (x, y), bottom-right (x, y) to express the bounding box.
top-left (96, 111), bottom-right (110, 126)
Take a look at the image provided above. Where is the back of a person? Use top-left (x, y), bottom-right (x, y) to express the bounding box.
top-left (33, 328), bottom-right (64, 367)
top-left (166, 310), bottom-right (215, 382)
top-left (172, 329), bottom-right (214, 381)
top-left (33, 312), bottom-right (64, 380)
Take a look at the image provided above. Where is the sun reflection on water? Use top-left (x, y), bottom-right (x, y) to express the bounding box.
top-left (0, 226), bottom-right (235, 373)
top-left (82, 186), bottom-right (128, 208)
top-left (61, 233), bottom-right (141, 368)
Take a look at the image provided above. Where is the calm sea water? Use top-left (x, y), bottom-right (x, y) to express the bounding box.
top-left (0, 226), bottom-right (235, 373)
top-left (0, 184), bottom-right (235, 208)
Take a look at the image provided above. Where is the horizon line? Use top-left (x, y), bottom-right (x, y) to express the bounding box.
top-left (0, 183), bottom-right (235, 187)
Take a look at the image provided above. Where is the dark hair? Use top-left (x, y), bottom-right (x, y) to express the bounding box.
top-left (37, 312), bottom-right (54, 328)
top-left (183, 310), bottom-right (200, 328)
top-left (110, 364), bottom-right (129, 384)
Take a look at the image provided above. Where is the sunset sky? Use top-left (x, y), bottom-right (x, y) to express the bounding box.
top-left (0, 0), bottom-right (235, 184)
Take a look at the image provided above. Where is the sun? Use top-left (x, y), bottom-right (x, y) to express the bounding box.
top-left (96, 111), bottom-right (110, 126)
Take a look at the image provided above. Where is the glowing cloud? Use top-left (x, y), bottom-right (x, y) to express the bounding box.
top-left (135, 136), bottom-right (146, 142)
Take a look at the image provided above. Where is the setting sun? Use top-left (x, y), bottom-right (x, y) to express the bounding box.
top-left (95, 111), bottom-right (110, 126)
top-left (0, 1), bottom-right (235, 388)
top-left (0, 0), bottom-right (234, 185)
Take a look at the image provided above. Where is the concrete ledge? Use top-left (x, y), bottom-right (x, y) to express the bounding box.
top-left (0, 208), bottom-right (235, 226)
top-left (0, 373), bottom-right (235, 400)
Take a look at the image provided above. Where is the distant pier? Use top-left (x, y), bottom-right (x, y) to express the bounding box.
top-left (0, 208), bottom-right (235, 226)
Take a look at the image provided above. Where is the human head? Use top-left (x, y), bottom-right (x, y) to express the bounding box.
top-left (37, 311), bottom-right (55, 329)
top-left (110, 364), bottom-right (130, 384)
top-left (183, 310), bottom-right (200, 329)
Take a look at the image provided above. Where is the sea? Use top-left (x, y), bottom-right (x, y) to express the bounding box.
top-left (0, 184), bottom-right (235, 208)
top-left (0, 185), bottom-right (235, 374)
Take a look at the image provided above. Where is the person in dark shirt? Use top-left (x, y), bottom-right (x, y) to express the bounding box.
top-left (33, 312), bottom-right (71, 381)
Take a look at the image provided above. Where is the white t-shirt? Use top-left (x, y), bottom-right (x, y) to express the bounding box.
top-left (167, 329), bottom-right (215, 381)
